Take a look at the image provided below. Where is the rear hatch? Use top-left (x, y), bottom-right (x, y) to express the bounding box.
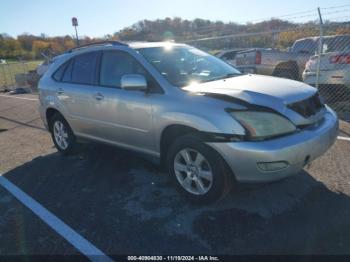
top-left (305, 51), bottom-right (350, 75)
top-left (305, 51), bottom-right (350, 72)
top-left (305, 35), bottom-right (350, 72)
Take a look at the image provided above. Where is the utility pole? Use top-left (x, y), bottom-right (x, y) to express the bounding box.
top-left (316, 7), bottom-right (323, 89)
top-left (72, 17), bottom-right (79, 47)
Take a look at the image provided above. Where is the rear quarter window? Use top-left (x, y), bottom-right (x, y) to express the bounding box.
top-left (52, 61), bottom-right (69, 81)
top-left (62, 60), bottom-right (74, 82)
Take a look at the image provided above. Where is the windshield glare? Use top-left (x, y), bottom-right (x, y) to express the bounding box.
top-left (137, 45), bottom-right (241, 87)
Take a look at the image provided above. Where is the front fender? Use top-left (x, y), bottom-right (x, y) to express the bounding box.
top-left (154, 111), bottom-right (246, 151)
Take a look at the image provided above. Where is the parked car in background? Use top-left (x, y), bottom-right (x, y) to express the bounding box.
top-left (215, 49), bottom-right (247, 66)
top-left (39, 41), bottom-right (338, 203)
top-left (303, 35), bottom-right (350, 90)
top-left (234, 36), bottom-right (342, 80)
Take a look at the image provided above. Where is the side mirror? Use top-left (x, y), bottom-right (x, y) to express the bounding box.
top-left (121, 74), bottom-right (147, 91)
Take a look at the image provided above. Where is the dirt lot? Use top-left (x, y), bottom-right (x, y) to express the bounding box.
top-left (0, 93), bottom-right (350, 256)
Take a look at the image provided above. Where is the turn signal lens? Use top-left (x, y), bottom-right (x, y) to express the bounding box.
top-left (258, 161), bottom-right (289, 172)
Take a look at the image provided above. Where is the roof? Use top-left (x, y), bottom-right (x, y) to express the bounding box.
top-left (66, 40), bottom-right (128, 53)
top-left (128, 41), bottom-right (185, 49)
top-left (63, 41), bottom-right (186, 55)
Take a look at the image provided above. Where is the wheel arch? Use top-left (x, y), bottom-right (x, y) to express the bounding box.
top-left (45, 108), bottom-right (64, 132)
top-left (159, 124), bottom-right (199, 168)
top-left (273, 60), bottom-right (300, 80)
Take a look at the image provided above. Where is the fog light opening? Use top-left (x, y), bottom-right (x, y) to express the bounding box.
top-left (258, 161), bottom-right (289, 172)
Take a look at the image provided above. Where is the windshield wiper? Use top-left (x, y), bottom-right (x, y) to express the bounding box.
top-left (201, 73), bottom-right (240, 83)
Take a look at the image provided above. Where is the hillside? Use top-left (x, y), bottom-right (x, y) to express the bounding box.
top-left (1, 17), bottom-right (349, 59)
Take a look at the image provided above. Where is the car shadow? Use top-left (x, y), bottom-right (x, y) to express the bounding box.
top-left (2, 143), bottom-right (350, 255)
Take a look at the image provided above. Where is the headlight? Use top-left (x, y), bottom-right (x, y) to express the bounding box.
top-left (229, 111), bottom-right (296, 140)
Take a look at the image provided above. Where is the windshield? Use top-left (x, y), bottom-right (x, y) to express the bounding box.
top-left (291, 39), bottom-right (317, 54)
top-left (323, 36), bottom-right (350, 53)
top-left (292, 36), bottom-right (350, 54)
top-left (137, 45), bottom-right (241, 87)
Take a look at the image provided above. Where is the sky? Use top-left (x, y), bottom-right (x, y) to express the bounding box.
top-left (0, 0), bottom-right (349, 38)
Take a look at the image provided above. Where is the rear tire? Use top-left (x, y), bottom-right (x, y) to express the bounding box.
top-left (49, 113), bottom-right (76, 155)
top-left (166, 134), bottom-right (232, 204)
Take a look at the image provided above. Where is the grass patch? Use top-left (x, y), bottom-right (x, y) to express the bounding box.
top-left (0, 60), bottom-right (43, 87)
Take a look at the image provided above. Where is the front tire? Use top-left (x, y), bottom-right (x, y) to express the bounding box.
top-left (49, 113), bottom-right (76, 155)
top-left (167, 134), bottom-right (232, 203)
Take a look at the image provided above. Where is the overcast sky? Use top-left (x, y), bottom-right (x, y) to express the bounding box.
top-left (1, 0), bottom-right (349, 37)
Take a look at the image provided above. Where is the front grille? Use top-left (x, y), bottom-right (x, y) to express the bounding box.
top-left (287, 93), bottom-right (324, 118)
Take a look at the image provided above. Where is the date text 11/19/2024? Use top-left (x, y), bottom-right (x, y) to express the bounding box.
top-left (127, 256), bottom-right (220, 261)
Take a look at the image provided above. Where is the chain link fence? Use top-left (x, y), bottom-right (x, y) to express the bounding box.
top-left (190, 8), bottom-right (350, 121)
top-left (0, 61), bottom-right (42, 93)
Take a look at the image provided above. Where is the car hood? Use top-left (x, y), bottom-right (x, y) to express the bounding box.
top-left (183, 74), bottom-right (317, 115)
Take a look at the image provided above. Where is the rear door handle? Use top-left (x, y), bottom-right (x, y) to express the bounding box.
top-left (94, 93), bottom-right (104, 101)
top-left (57, 88), bottom-right (64, 95)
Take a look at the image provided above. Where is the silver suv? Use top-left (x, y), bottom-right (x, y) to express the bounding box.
top-left (38, 41), bottom-right (338, 203)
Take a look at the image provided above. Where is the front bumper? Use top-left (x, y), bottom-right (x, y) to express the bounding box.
top-left (208, 107), bottom-right (338, 183)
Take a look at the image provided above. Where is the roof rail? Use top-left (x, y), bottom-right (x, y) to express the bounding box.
top-left (66, 41), bottom-right (128, 53)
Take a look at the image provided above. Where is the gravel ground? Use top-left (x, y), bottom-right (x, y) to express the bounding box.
top-left (0, 93), bottom-right (349, 255)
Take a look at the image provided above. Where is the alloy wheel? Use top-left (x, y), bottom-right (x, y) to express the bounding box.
top-left (174, 148), bottom-right (213, 195)
top-left (53, 120), bottom-right (69, 150)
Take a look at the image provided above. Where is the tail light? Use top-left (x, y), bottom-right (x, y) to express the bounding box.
top-left (305, 56), bottom-right (317, 69)
top-left (305, 60), bottom-right (311, 69)
top-left (330, 54), bottom-right (350, 64)
top-left (255, 51), bottom-right (261, 65)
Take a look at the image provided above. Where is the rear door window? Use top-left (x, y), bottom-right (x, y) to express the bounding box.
top-left (71, 52), bottom-right (99, 85)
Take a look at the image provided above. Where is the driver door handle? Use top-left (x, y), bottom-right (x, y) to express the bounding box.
top-left (94, 93), bottom-right (104, 101)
